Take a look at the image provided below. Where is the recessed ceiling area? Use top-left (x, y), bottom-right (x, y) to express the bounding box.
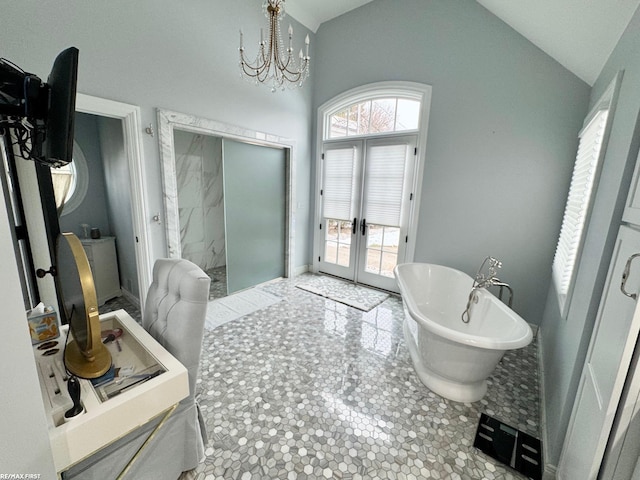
top-left (286, 0), bottom-right (640, 85)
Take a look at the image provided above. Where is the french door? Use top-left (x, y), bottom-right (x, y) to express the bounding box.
top-left (317, 135), bottom-right (417, 291)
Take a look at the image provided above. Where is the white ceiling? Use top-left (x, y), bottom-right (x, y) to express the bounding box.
top-left (285, 0), bottom-right (640, 86)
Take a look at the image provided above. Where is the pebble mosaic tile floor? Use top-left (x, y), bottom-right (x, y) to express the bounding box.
top-left (207, 266), bottom-right (228, 301)
top-left (187, 274), bottom-right (540, 480)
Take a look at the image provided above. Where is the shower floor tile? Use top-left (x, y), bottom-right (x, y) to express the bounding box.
top-left (190, 274), bottom-right (539, 480)
top-left (207, 265), bottom-right (228, 300)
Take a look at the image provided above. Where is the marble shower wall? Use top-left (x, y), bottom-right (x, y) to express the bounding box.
top-left (174, 130), bottom-right (225, 271)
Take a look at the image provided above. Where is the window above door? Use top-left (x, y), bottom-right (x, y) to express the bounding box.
top-left (322, 83), bottom-right (427, 142)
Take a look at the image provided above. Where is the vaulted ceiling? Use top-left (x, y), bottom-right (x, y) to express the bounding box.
top-left (285, 0), bottom-right (640, 86)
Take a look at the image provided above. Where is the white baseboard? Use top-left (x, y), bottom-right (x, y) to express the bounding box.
top-left (537, 326), bottom-right (557, 479)
top-left (294, 264), bottom-right (310, 276)
top-left (120, 287), bottom-right (140, 309)
top-left (543, 464), bottom-right (558, 480)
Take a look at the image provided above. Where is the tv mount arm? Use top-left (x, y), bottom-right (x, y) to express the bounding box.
top-left (0, 57), bottom-right (49, 161)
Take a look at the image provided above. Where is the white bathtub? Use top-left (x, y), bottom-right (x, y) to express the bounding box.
top-left (394, 263), bottom-right (532, 403)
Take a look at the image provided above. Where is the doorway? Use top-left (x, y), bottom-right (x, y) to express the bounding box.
top-left (158, 109), bottom-right (295, 295)
top-left (318, 135), bottom-right (417, 292)
top-left (172, 130), bottom-right (287, 298)
top-left (58, 112), bottom-right (140, 308)
top-left (312, 81), bottom-right (433, 293)
top-left (74, 94), bottom-right (151, 309)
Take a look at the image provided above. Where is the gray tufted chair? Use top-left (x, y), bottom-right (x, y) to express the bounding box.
top-left (143, 258), bottom-right (211, 399)
top-left (61, 258), bottom-right (211, 480)
top-left (140, 258), bottom-right (211, 476)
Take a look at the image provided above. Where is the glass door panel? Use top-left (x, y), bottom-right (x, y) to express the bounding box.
top-left (318, 142), bottom-right (361, 280)
top-left (364, 224), bottom-right (399, 278)
top-left (223, 139), bottom-right (286, 293)
top-left (356, 136), bottom-right (416, 291)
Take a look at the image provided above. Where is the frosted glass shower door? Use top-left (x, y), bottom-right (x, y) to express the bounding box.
top-left (223, 139), bottom-right (286, 294)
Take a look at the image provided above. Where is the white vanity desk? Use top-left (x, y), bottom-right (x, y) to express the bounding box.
top-left (32, 309), bottom-right (189, 475)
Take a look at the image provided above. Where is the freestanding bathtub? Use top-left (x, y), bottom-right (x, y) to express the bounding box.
top-left (394, 263), bottom-right (532, 403)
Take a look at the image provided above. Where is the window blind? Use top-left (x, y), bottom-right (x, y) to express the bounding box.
top-left (552, 109), bottom-right (609, 304)
top-left (363, 143), bottom-right (408, 227)
top-left (322, 146), bottom-right (357, 221)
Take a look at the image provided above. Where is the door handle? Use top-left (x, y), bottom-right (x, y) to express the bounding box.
top-left (621, 253), bottom-right (640, 300)
top-left (352, 218), bottom-right (357, 235)
top-left (360, 218), bottom-right (367, 236)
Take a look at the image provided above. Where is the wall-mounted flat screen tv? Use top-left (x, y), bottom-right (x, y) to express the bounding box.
top-left (0, 46), bottom-right (78, 168)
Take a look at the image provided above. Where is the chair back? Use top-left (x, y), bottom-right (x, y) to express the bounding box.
top-left (143, 258), bottom-right (210, 397)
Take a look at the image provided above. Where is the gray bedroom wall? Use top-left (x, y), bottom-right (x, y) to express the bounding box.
top-left (60, 112), bottom-right (111, 237)
top-left (0, 0), bottom-right (314, 273)
top-left (313, 0), bottom-right (591, 325)
top-left (540, 4), bottom-right (640, 466)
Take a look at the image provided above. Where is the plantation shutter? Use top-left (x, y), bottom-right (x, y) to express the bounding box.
top-left (552, 108), bottom-right (609, 304)
top-left (322, 145), bottom-right (357, 221)
top-left (363, 142), bottom-right (410, 227)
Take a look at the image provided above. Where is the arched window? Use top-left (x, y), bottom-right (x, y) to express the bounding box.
top-left (52, 141), bottom-right (89, 215)
top-left (314, 82), bottom-right (432, 292)
top-left (326, 96), bottom-right (421, 139)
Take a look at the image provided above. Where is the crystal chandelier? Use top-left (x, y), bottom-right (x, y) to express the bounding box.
top-left (239, 0), bottom-right (310, 92)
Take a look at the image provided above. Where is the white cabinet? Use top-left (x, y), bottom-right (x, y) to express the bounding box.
top-left (81, 236), bottom-right (121, 306)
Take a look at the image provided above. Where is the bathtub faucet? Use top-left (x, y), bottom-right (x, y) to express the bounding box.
top-left (461, 256), bottom-right (512, 323)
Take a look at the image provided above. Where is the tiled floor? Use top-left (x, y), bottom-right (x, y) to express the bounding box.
top-left (101, 295), bottom-right (142, 323)
top-left (188, 274), bottom-right (540, 480)
top-left (207, 266), bottom-right (228, 300)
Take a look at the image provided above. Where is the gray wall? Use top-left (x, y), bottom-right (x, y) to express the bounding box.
top-left (313, 0), bottom-right (591, 325)
top-left (0, 164), bottom-right (56, 478)
top-left (99, 116), bottom-right (140, 300)
top-left (60, 112), bottom-right (111, 237)
top-left (540, 5), bottom-right (640, 466)
top-left (0, 0), bottom-right (314, 273)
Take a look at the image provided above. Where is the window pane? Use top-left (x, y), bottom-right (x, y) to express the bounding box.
top-left (367, 224), bottom-right (383, 248)
top-left (324, 241), bottom-right (338, 264)
top-left (357, 101), bottom-right (371, 135)
top-left (382, 226), bottom-right (400, 252)
top-left (338, 220), bottom-right (352, 244)
top-left (395, 99), bottom-right (420, 131)
top-left (370, 98), bottom-right (396, 133)
top-left (324, 219), bottom-right (352, 267)
top-left (329, 110), bottom-right (348, 138)
top-left (366, 248), bottom-right (382, 274)
top-left (337, 244), bottom-right (350, 267)
top-left (326, 94), bottom-right (422, 140)
top-left (380, 252), bottom-right (397, 277)
top-left (325, 219), bottom-right (339, 240)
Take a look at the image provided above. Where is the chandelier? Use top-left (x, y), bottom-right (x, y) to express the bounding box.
top-left (239, 0), bottom-right (310, 92)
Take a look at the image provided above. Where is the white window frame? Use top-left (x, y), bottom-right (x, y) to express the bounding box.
top-left (553, 72), bottom-right (623, 317)
top-left (313, 81), bottom-right (432, 274)
top-left (58, 141), bottom-right (89, 216)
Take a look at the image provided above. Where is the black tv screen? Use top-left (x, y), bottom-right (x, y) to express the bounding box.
top-left (43, 47), bottom-right (78, 168)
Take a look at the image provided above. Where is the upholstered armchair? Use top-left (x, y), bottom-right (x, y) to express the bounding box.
top-left (62, 258), bottom-right (211, 479)
top-left (139, 258), bottom-right (211, 477)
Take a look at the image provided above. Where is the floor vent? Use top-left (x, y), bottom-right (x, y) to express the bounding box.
top-left (473, 413), bottom-right (542, 480)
